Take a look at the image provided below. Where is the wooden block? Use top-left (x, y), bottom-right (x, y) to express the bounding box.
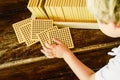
top-left (44, 0), bottom-right (53, 19)
top-left (54, 0), bottom-right (65, 21)
top-left (33, 0), bottom-right (42, 18)
top-left (32, 0), bottom-right (39, 17)
top-left (27, 0), bottom-right (47, 19)
top-left (62, 0), bottom-right (68, 21)
top-left (84, 1), bottom-right (96, 22)
top-left (69, 0), bottom-right (74, 21)
top-left (31, 19), bottom-right (53, 40)
top-left (37, 26), bottom-right (58, 46)
top-left (77, 0), bottom-right (83, 21)
top-left (62, 0), bottom-right (72, 21)
top-left (81, 0), bottom-right (86, 21)
top-left (12, 18), bottom-right (32, 43)
top-left (53, 0), bottom-right (58, 21)
top-left (66, 0), bottom-right (73, 21)
top-left (77, 0), bottom-right (96, 22)
top-left (48, 27), bottom-right (74, 49)
top-left (27, 0), bottom-right (38, 17)
top-left (38, 0), bottom-right (48, 19)
top-left (49, 0), bottom-right (54, 20)
top-left (71, 0), bottom-right (79, 21)
top-left (50, 0), bottom-right (57, 20)
top-left (54, 0), bottom-right (60, 21)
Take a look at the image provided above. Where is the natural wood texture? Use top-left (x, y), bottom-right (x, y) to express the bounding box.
top-left (0, 0), bottom-right (120, 80)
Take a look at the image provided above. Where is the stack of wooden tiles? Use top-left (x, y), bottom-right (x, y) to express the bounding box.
top-left (12, 18), bottom-right (74, 49)
top-left (45, 0), bottom-right (96, 22)
top-left (27, 0), bottom-right (96, 22)
top-left (27, 0), bottom-right (48, 19)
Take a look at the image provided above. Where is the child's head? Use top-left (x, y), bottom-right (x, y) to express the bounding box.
top-left (87, 0), bottom-right (120, 38)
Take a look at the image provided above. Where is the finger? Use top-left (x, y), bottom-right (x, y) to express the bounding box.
top-left (45, 43), bottom-right (54, 49)
top-left (41, 49), bottom-right (55, 58)
top-left (41, 49), bottom-right (46, 54)
top-left (42, 44), bottom-right (52, 53)
top-left (52, 38), bottom-right (62, 45)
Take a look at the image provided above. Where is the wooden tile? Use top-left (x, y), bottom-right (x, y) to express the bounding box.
top-left (48, 27), bottom-right (74, 49)
top-left (20, 23), bottom-right (38, 46)
top-left (12, 18), bottom-right (32, 43)
top-left (31, 19), bottom-right (53, 40)
top-left (37, 26), bottom-right (58, 46)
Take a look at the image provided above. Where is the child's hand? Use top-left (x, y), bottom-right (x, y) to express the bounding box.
top-left (41, 38), bottom-right (72, 58)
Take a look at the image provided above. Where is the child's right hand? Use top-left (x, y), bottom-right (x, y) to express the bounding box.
top-left (41, 38), bottom-right (73, 58)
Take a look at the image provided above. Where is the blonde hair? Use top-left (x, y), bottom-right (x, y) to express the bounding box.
top-left (87, 0), bottom-right (120, 26)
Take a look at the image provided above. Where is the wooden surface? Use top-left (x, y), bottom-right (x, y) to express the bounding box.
top-left (0, 0), bottom-right (120, 80)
